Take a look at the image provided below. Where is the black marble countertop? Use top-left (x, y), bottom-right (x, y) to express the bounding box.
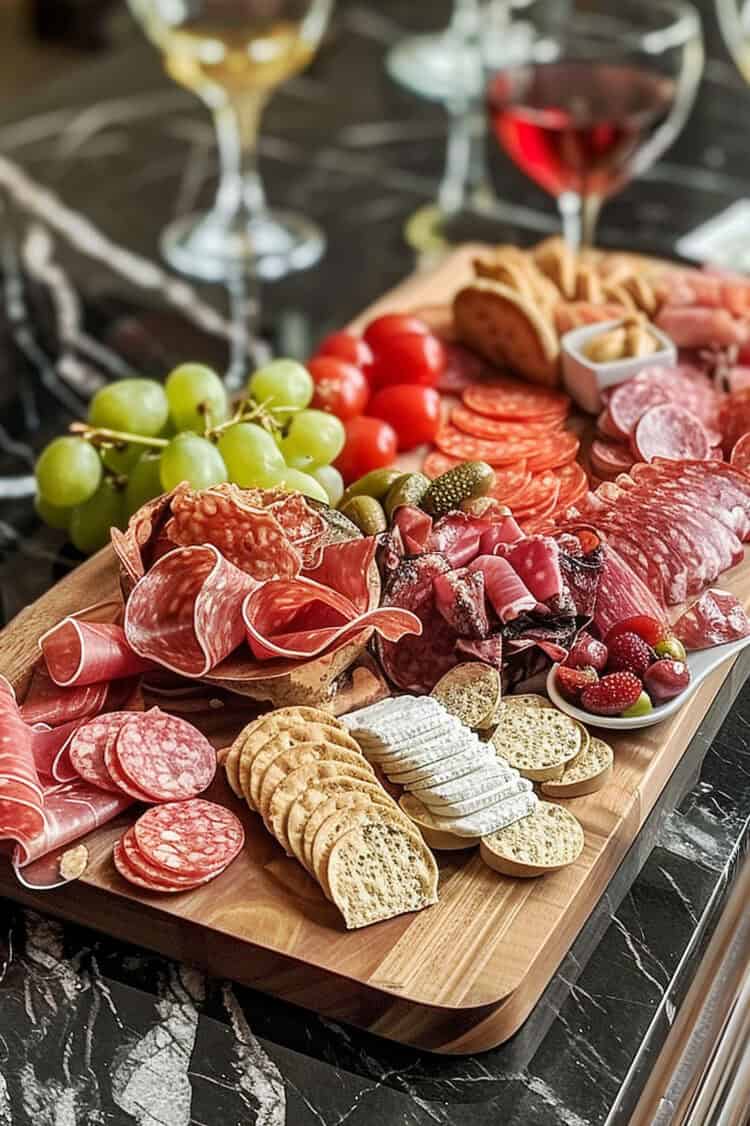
top-left (1, 2), bottom-right (750, 1123)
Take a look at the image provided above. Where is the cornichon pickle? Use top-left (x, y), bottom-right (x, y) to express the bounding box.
top-left (421, 461), bottom-right (495, 518)
top-left (383, 472), bottom-right (431, 522)
top-left (339, 495), bottom-right (388, 535)
top-left (339, 467), bottom-right (403, 507)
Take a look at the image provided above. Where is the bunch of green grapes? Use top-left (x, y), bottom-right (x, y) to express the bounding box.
top-left (34, 360), bottom-right (346, 555)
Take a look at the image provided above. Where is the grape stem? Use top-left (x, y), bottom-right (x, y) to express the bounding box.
top-left (69, 422), bottom-right (168, 449)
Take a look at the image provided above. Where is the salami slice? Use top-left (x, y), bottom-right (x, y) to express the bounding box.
top-left (422, 451), bottom-right (462, 479)
top-left (526, 431), bottom-right (580, 473)
top-left (590, 438), bottom-right (634, 480)
top-left (103, 734), bottom-right (155, 802)
top-left (593, 543), bottom-right (667, 639)
top-left (133, 799), bottom-right (245, 875)
top-left (608, 379), bottom-right (670, 440)
top-left (31, 720), bottom-right (79, 782)
top-left (434, 425), bottom-right (539, 466)
top-left (20, 664), bottom-right (109, 727)
top-left (125, 544), bottom-right (257, 678)
top-left (120, 826), bottom-right (221, 887)
top-left (40, 619), bottom-right (153, 688)
top-left (672, 589), bottom-right (750, 651)
top-left (376, 554), bottom-right (460, 693)
top-left (512, 471), bottom-right (560, 516)
top-left (450, 404), bottom-right (561, 441)
top-left (69, 712), bottom-right (134, 793)
top-left (557, 461), bottom-right (589, 507)
top-left (111, 487), bottom-right (180, 596)
top-left (633, 404), bottom-right (710, 463)
top-left (730, 432), bottom-right (750, 472)
top-left (462, 381), bottom-right (570, 422)
top-left (114, 709), bottom-right (215, 802)
top-left (302, 536), bottom-right (379, 612)
top-left (485, 464), bottom-right (532, 504)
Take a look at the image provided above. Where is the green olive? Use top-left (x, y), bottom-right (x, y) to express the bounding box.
top-left (383, 472), bottom-right (431, 522)
top-left (339, 467), bottom-right (404, 507)
top-left (339, 495), bottom-right (388, 535)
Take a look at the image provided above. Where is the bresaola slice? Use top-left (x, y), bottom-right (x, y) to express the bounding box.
top-left (125, 544), bottom-right (257, 678)
top-left (633, 404), bottom-right (711, 463)
top-left (672, 589), bottom-right (750, 650)
top-left (40, 620), bottom-right (153, 687)
top-left (377, 554), bottom-right (460, 692)
top-left (498, 536), bottom-right (563, 603)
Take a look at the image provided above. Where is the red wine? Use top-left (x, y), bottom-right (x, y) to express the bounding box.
top-left (488, 61), bottom-right (675, 200)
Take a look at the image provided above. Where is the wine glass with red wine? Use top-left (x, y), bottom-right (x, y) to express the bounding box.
top-left (487, 0), bottom-right (703, 250)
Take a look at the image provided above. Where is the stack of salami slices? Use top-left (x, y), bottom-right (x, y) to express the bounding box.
top-left (423, 379), bottom-right (587, 532)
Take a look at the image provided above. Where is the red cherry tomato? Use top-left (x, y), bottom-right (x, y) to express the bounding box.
top-left (363, 313), bottom-right (430, 353)
top-left (313, 330), bottom-right (373, 368)
top-left (368, 331), bottom-right (446, 390)
top-left (308, 356), bottom-right (370, 421)
top-left (367, 385), bottom-right (441, 451)
top-left (334, 416), bottom-right (398, 484)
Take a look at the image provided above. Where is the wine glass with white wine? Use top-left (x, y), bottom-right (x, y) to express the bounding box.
top-left (128, 0), bottom-right (333, 282)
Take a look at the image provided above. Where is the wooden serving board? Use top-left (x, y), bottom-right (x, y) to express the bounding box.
top-left (0, 247), bottom-right (745, 1055)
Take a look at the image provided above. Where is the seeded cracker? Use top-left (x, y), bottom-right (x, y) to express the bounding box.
top-left (491, 705), bottom-right (581, 781)
top-left (542, 736), bottom-right (613, 798)
top-left (480, 801), bottom-right (584, 877)
top-left (431, 663), bottom-right (501, 729)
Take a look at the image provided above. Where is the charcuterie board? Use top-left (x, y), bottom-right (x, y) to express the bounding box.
top-left (1, 245), bottom-right (748, 1055)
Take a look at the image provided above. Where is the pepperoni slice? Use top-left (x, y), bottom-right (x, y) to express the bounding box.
top-left (134, 799), bottom-right (245, 876)
top-left (526, 431), bottom-right (580, 473)
top-left (115, 709), bottom-right (215, 802)
top-left (730, 432), bottom-right (750, 472)
top-left (422, 452), bottom-right (462, 478)
top-left (557, 461), bottom-right (589, 506)
top-left (633, 404), bottom-right (711, 463)
top-left (462, 381), bottom-right (570, 422)
top-left (450, 404), bottom-right (561, 441)
top-left (512, 471), bottom-right (561, 515)
top-left (435, 425), bottom-right (538, 465)
top-left (486, 464), bottom-right (532, 503)
top-left (69, 712), bottom-right (133, 793)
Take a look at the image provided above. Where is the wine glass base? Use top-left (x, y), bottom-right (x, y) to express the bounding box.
top-left (385, 34), bottom-right (481, 103)
top-left (161, 209), bottom-right (326, 282)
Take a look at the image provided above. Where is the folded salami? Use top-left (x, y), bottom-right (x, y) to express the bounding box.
top-left (672, 589), bottom-right (750, 651)
top-left (125, 544), bottom-right (258, 677)
top-left (20, 664), bottom-right (143, 727)
top-left (40, 619), bottom-right (153, 687)
top-left (1, 676), bottom-right (46, 866)
top-left (31, 720), bottom-right (80, 782)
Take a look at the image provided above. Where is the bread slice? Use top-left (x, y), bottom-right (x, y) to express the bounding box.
top-left (327, 821), bottom-right (439, 929)
top-left (399, 793), bottom-right (480, 851)
top-left (291, 787), bottom-right (395, 871)
top-left (541, 737), bottom-right (613, 798)
top-left (258, 741), bottom-right (369, 822)
top-left (430, 662), bottom-right (501, 730)
top-left (453, 280), bottom-right (561, 387)
top-left (480, 801), bottom-right (584, 877)
top-left (247, 721), bottom-right (358, 809)
top-left (491, 705), bottom-right (581, 782)
top-left (231, 709), bottom-right (343, 800)
top-left (312, 805), bottom-right (418, 899)
top-left (267, 762), bottom-right (375, 853)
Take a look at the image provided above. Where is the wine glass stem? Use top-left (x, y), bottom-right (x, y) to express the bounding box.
top-left (558, 192), bottom-right (603, 252)
top-left (213, 93), bottom-right (269, 223)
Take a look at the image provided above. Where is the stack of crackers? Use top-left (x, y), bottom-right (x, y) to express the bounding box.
top-left (453, 236), bottom-right (665, 387)
top-left (224, 705), bottom-right (438, 929)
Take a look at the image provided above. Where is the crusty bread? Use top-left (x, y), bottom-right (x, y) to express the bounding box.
top-left (311, 805), bottom-right (419, 899)
top-left (453, 280), bottom-right (561, 388)
top-left (327, 821), bottom-right (439, 929)
top-left (480, 801), bottom-right (584, 877)
top-left (491, 706), bottom-right (581, 781)
top-left (265, 762), bottom-right (375, 853)
top-left (257, 741), bottom-right (368, 822)
top-left (541, 737), bottom-right (613, 798)
top-left (288, 784), bottom-right (393, 869)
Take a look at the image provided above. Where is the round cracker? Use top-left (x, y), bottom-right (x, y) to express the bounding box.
top-left (235, 708), bottom-right (343, 805)
top-left (430, 663), bottom-right (501, 730)
top-left (541, 736), bottom-right (613, 799)
top-left (267, 761), bottom-right (375, 855)
top-left (288, 784), bottom-right (394, 869)
top-left (258, 741), bottom-right (370, 823)
top-left (491, 705), bottom-right (581, 781)
top-left (311, 804), bottom-right (422, 900)
top-left (246, 720), bottom-right (357, 809)
top-left (480, 801), bottom-right (584, 877)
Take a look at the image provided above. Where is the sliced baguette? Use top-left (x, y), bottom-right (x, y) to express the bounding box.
top-left (480, 801), bottom-right (584, 877)
top-left (541, 737), bottom-right (613, 798)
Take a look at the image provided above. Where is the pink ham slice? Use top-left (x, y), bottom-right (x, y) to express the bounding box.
top-left (125, 544), bottom-right (257, 678)
top-left (478, 514), bottom-right (525, 553)
top-left (428, 512), bottom-right (486, 567)
top-left (433, 569), bottom-right (489, 638)
top-left (672, 589), bottom-right (750, 651)
top-left (468, 555), bottom-right (536, 622)
top-left (40, 620), bottom-right (153, 688)
top-left (1, 676), bottom-right (46, 867)
top-left (499, 536), bottom-right (564, 604)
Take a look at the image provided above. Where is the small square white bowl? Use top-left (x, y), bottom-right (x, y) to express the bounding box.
top-left (560, 319), bottom-right (677, 414)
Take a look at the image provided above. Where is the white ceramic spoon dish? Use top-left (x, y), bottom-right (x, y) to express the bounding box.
top-left (546, 633), bottom-right (750, 731)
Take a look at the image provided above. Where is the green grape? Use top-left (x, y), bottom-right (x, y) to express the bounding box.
top-left (69, 478), bottom-right (126, 555)
top-left (165, 364), bottom-right (228, 432)
top-left (34, 494), bottom-right (73, 532)
top-left (311, 465), bottom-right (344, 506)
top-left (88, 378), bottom-right (169, 436)
top-left (101, 442), bottom-right (142, 474)
top-left (35, 437), bottom-right (102, 508)
top-left (284, 409), bottom-right (345, 467)
top-left (125, 451), bottom-right (163, 515)
top-left (217, 422), bottom-right (285, 487)
top-left (278, 437), bottom-right (314, 471)
top-left (160, 433), bottom-right (228, 491)
top-left (268, 466), bottom-right (329, 503)
top-left (248, 359), bottom-right (313, 412)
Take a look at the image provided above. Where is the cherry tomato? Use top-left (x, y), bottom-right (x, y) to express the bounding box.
top-left (308, 356), bottom-right (370, 421)
top-left (367, 385), bottom-right (441, 451)
top-left (334, 416), bottom-right (398, 484)
top-left (314, 330), bottom-right (372, 368)
top-left (368, 331), bottom-right (446, 390)
top-left (363, 313), bottom-right (430, 353)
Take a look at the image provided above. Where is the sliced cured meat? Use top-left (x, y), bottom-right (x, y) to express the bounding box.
top-left (556, 462), bottom-right (589, 507)
top-left (125, 544), bottom-right (257, 678)
top-left (302, 536), bottom-right (379, 612)
top-left (511, 471), bottom-right (560, 515)
top-left (731, 432), bottom-right (750, 472)
top-left (655, 305), bottom-right (748, 349)
top-left (30, 721), bottom-right (79, 783)
top-left (631, 460), bottom-right (750, 541)
top-left (133, 798), bottom-right (245, 876)
top-left (114, 709), bottom-right (215, 802)
top-left (500, 536), bottom-right (563, 604)
top-left (450, 404), bottom-right (561, 441)
top-left (119, 826), bottom-right (218, 888)
top-left (433, 568), bottom-right (489, 638)
top-left (633, 404), bottom-right (710, 463)
top-left (392, 505), bottom-right (433, 555)
top-left (20, 664), bottom-right (109, 727)
top-left (479, 514), bottom-right (525, 553)
top-left (608, 379), bottom-right (670, 440)
top-left (556, 532), bottom-right (604, 619)
top-left (166, 483), bottom-right (309, 578)
top-left (422, 451), bottom-right (462, 479)
top-left (468, 555), bottom-right (535, 622)
top-left (434, 424), bottom-right (538, 466)
top-left (526, 432), bottom-right (580, 474)
top-left (40, 619), bottom-right (152, 688)
top-left (376, 554), bottom-right (460, 692)
top-left (428, 511), bottom-right (486, 567)
top-left (438, 343), bottom-right (484, 393)
top-left (590, 438), bottom-right (634, 480)
top-left (103, 734), bottom-right (154, 802)
top-left (672, 588), bottom-right (750, 650)
top-left (69, 712), bottom-right (134, 793)
top-left (14, 780), bottom-right (133, 890)
top-left (597, 406), bottom-right (627, 441)
top-left (455, 633), bottom-right (504, 669)
top-left (722, 390), bottom-right (750, 457)
top-left (486, 465), bottom-right (533, 505)
top-left (0, 677), bottom-right (45, 862)
top-left (593, 544), bottom-right (667, 640)
top-left (111, 487), bottom-right (180, 596)
top-left (462, 381), bottom-right (570, 422)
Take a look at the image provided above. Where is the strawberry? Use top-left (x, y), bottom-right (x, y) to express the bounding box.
top-left (580, 671), bottom-right (643, 716)
top-left (606, 615), bottom-right (666, 648)
top-left (606, 631), bottom-right (653, 679)
top-left (565, 630), bottom-right (608, 672)
top-left (555, 664), bottom-right (598, 703)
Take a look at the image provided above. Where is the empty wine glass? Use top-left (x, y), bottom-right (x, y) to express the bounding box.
top-left (128, 0), bottom-right (333, 281)
top-left (717, 0), bottom-right (750, 81)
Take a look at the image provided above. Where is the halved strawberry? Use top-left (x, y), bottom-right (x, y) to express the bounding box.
top-left (580, 671), bottom-right (643, 716)
top-left (555, 664), bottom-right (598, 703)
top-left (565, 630), bottom-right (608, 672)
top-left (606, 631), bottom-right (653, 679)
top-left (605, 615), bottom-right (666, 648)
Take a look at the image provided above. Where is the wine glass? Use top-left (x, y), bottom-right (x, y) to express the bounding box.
top-left (717, 0), bottom-right (750, 81)
top-left (486, 0), bottom-right (704, 251)
top-left (128, 0), bottom-right (333, 282)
